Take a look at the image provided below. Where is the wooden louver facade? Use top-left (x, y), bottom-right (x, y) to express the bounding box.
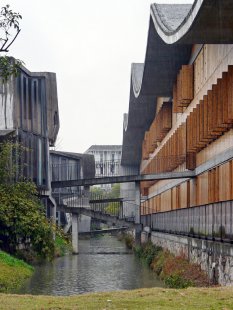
top-left (173, 65), bottom-right (194, 113)
top-left (142, 102), bottom-right (172, 160)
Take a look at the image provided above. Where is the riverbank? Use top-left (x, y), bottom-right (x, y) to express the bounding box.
top-left (0, 250), bottom-right (33, 292)
top-left (134, 242), bottom-right (210, 288)
top-left (1, 286), bottom-right (233, 309)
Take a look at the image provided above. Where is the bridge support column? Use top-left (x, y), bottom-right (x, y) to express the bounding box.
top-left (135, 224), bottom-right (142, 245)
top-left (135, 181), bottom-right (141, 224)
top-left (134, 182), bottom-right (141, 245)
top-left (72, 213), bottom-right (79, 254)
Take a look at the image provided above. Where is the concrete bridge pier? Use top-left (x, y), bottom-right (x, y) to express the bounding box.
top-left (134, 181), bottom-right (142, 245)
top-left (72, 213), bottom-right (79, 254)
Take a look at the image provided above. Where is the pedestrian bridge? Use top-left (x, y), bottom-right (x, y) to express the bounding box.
top-left (52, 170), bottom-right (195, 188)
top-left (51, 160), bottom-right (195, 253)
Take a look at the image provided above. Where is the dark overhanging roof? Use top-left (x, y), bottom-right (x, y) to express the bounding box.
top-left (50, 150), bottom-right (95, 179)
top-left (121, 0), bottom-right (233, 167)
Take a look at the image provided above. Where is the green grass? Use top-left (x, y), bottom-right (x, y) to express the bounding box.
top-left (0, 250), bottom-right (34, 292)
top-left (1, 287), bottom-right (233, 309)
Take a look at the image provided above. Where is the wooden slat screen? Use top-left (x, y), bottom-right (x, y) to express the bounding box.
top-left (173, 65), bottom-right (194, 112)
top-left (142, 123), bottom-right (186, 174)
top-left (142, 102), bottom-right (172, 159)
top-left (186, 65), bottom-right (233, 169)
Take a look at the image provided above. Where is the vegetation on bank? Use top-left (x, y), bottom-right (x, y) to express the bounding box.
top-left (134, 242), bottom-right (210, 288)
top-left (0, 142), bottom-right (71, 292)
top-left (54, 230), bottom-right (72, 257)
top-left (0, 250), bottom-right (33, 292)
top-left (118, 232), bottom-right (134, 249)
top-left (1, 287), bottom-right (233, 309)
top-left (0, 142), bottom-right (71, 263)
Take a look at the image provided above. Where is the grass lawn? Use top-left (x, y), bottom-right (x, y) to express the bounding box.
top-left (0, 250), bottom-right (33, 293)
top-left (1, 286), bottom-right (233, 309)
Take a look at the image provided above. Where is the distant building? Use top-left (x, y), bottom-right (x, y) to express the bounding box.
top-left (0, 62), bottom-right (59, 217)
top-left (85, 145), bottom-right (122, 189)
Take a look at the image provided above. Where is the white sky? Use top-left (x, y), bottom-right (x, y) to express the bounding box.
top-left (7, 0), bottom-right (193, 153)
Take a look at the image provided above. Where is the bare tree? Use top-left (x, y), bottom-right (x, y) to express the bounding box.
top-left (0, 4), bottom-right (22, 52)
top-left (0, 5), bottom-right (23, 81)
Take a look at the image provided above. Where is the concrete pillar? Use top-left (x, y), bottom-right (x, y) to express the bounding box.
top-left (72, 213), bottom-right (79, 254)
top-left (51, 205), bottom-right (57, 224)
top-left (135, 224), bottom-right (142, 245)
top-left (135, 181), bottom-right (141, 224)
top-left (134, 181), bottom-right (142, 245)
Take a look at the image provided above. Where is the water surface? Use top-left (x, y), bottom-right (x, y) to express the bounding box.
top-left (18, 235), bottom-right (163, 295)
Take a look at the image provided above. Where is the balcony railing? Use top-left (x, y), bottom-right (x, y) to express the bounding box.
top-left (141, 200), bottom-right (233, 243)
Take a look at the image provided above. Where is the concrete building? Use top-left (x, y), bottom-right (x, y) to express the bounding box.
top-left (50, 150), bottom-right (95, 232)
top-left (85, 145), bottom-right (122, 189)
top-left (0, 62), bottom-right (59, 217)
top-left (122, 0), bottom-right (233, 285)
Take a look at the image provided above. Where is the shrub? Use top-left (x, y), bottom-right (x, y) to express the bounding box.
top-left (0, 181), bottom-right (55, 260)
top-left (164, 274), bottom-right (193, 289)
top-left (134, 242), bottom-right (162, 266)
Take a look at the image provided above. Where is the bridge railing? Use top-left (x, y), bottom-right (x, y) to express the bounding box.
top-left (94, 161), bottom-right (139, 177)
top-left (51, 161), bottom-right (140, 180)
top-left (53, 188), bottom-right (136, 223)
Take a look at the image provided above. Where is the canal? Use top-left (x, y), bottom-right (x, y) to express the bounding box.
top-left (17, 235), bottom-right (163, 295)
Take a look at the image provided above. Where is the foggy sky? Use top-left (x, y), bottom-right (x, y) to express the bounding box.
top-left (7, 0), bottom-right (193, 153)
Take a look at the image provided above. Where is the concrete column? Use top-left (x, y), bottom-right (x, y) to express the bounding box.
top-left (135, 181), bottom-right (141, 224)
top-left (51, 205), bottom-right (57, 224)
top-left (134, 181), bottom-right (142, 245)
top-left (72, 213), bottom-right (79, 254)
top-left (135, 224), bottom-right (142, 245)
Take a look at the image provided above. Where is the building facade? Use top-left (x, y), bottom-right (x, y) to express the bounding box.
top-left (122, 0), bottom-right (233, 285)
top-left (0, 62), bottom-right (59, 216)
top-left (85, 145), bottom-right (122, 190)
top-left (50, 150), bottom-right (95, 232)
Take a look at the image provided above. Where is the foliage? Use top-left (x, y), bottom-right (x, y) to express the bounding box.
top-left (0, 56), bottom-right (24, 81)
top-left (0, 181), bottom-right (55, 260)
top-left (0, 5), bottom-right (23, 81)
top-left (0, 142), bottom-right (55, 261)
top-left (118, 232), bottom-right (134, 249)
top-left (135, 241), bottom-right (209, 289)
top-left (0, 141), bottom-right (25, 183)
top-left (54, 226), bottom-right (71, 257)
top-left (151, 249), bottom-right (210, 288)
top-left (90, 183), bottom-right (120, 199)
top-left (0, 250), bottom-right (33, 293)
top-left (164, 274), bottom-right (193, 289)
top-left (0, 4), bottom-right (22, 52)
top-left (108, 183), bottom-right (120, 198)
top-left (90, 186), bottom-right (105, 197)
top-left (134, 242), bottom-right (162, 266)
top-left (124, 234), bottom-right (134, 249)
top-left (105, 203), bottom-right (120, 216)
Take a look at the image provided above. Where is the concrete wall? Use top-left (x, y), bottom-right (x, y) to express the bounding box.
top-left (145, 230), bottom-right (233, 286)
top-left (78, 215), bottom-right (91, 233)
top-left (0, 78), bottom-right (14, 130)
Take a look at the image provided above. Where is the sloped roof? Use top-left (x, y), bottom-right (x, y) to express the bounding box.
top-left (121, 0), bottom-right (233, 167)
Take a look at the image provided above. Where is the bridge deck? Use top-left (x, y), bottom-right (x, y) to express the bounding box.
top-left (79, 227), bottom-right (128, 236)
top-left (57, 205), bottom-right (137, 229)
top-left (52, 170), bottom-right (195, 188)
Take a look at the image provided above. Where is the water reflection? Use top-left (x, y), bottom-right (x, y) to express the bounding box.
top-left (17, 235), bottom-right (163, 296)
